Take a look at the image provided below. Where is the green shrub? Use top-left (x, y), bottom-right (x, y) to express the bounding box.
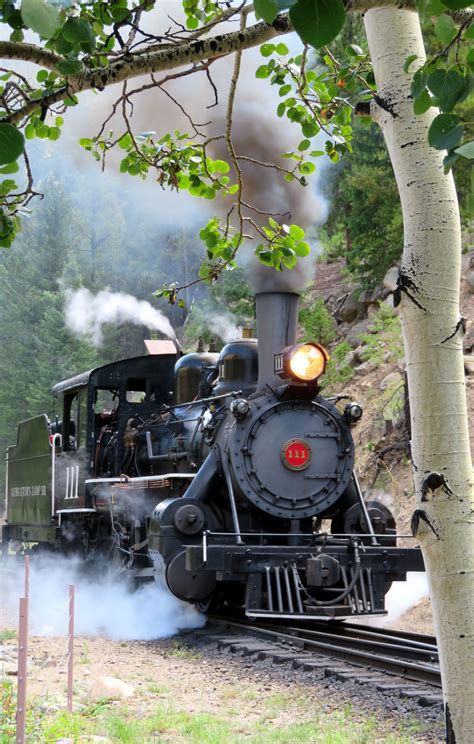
top-left (321, 341), bottom-right (354, 390)
top-left (299, 297), bottom-right (336, 346)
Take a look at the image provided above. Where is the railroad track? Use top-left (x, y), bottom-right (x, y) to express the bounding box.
top-left (210, 616), bottom-right (441, 702)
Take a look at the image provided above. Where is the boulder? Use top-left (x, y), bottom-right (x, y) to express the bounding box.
top-left (89, 676), bottom-right (134, 702)
top-left (464, 324), bottom-right (474, 354)
top-left (358, 287), bottom-right (385, 307)
top-left (354, 361), bottom-right (377, 376)
top-left (383, 265), bottom-right (399, 293)
top-left (367, 304), bottom-right (380, 320)
top-left (353, 345), bottom-right (372, 363)
top-left (464, 355), bottom-right (474, 376)
top-left (345, 319), bottom-right (372, 349)
top-left (337, 293), bottom-right (364, 323)
top-left (380, 371), bottom-right (404, 391)
top-left (344, 350), bottom-right (360, 368)
top-left (465, 271), bottom-right (474, 294)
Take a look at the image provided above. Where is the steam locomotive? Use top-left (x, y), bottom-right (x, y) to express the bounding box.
top-left (2, 291), bottom-right (424, 619)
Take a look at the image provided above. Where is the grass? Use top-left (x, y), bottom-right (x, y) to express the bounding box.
top-left (165, 640), bottom-right (201, 660)
top-left (35, 701), bottom-right (431, 743)
top-left (146, 681), bottom-right (170, 694)
top-left (0, 630), bottom-right (16, 643)
top-left (80, 640), bottom-right (90, 665)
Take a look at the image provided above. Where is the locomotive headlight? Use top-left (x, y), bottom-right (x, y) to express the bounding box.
top-left (275, 343), bottom-right (329, 382)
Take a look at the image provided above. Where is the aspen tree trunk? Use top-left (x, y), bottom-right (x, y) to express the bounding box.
top-left (363, 8), bottom-right (473, 742)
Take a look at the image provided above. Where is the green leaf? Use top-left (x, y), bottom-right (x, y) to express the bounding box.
top-left (118, 133), bottom-right (132, 150)
top-left (454, 141), bottom-right (474, 159)
top-left (277, 102), bottom-right (286, 117)
top-left (289, 224), bottom-right (305, 240)
top-left (0, 161), bottom-right (19, 174)
top-left (443, 150), bottom-right (460, 171)
top-left (208, 159), bottom-right (230, 174)
top-left (254, 0), bottom-right (279, 24)
top-left (62, 18), bottom-right (96, 52)
top-left (24, 123), bottom-right (36, 140)
top-left (298, 161), bottom-right (316, 175)
top-left (290, 0), bottom-right (346, 49)
top-left (48, 126), bottom-right (60, 141)
top-left (413, 89), bottom-right (432, 114)
top-left (428, 113), bottom-right (463, 150)
top-left (403, 54), bottom-right (418, 73)
top-left (435, 14), bottom-right (457, 45)
top-left (298, 139), bottom-right (311, 151)
top-left (186, 16), bottom-right (199, 30)
top-left (257, 248), bottom-right (273, 265)
top-left (282, 254), bottom-right (298, 269)
top-left (268, 216), bottom-right (280, 230)
top-left (466, 24), bottom-right (474, 40)
top-left (279, 84), bottom-right (292, 96)
top-left (275, 43), bottom-right (289, 55)
top-left (260, 43), bottom-right (275, 57)
top-left (255, 65), bottom-right (271, 79)
top-left (411, 69), bottom-right (427, 99)
top-left (57, 58), bottom-right (84, 77)
top-left (294, 241), bottom-right (310, 257)
top-left (0, 124), bottom-right (25, 165)
top-left (36, 69), bottom-right (48, 83)
top-left (427, 68), bottom-right (463, 99)
top-left (21, 0), bottom-right (60, 40)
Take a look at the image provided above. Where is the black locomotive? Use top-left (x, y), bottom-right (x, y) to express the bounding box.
top-left (2, 291), bottom-right (424, 619)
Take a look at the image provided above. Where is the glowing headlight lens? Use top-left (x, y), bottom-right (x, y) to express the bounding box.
top-left (289, 343), bottom-right (328, 381)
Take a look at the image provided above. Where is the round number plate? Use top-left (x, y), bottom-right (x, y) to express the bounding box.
top-left (281, 438), bottom-right (312, 471)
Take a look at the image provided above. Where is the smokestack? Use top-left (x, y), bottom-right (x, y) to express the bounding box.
top-left (256, 292), bottom-right (299, 390)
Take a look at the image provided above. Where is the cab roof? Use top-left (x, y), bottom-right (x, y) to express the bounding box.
top-left (51, 354), bottom-right (177, 398)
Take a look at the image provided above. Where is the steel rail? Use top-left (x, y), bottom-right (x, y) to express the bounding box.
top-left (209, 616), bottom-right (441, 688)
top-left (270, 618), bottom-right (438, 652)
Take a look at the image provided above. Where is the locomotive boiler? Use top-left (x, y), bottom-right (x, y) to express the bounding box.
top-left (2, 291), bottom-right (424, 619)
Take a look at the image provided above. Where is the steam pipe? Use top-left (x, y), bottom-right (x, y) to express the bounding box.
top-left (352, 472), bottom-right (378, 546)
top-left (255, 292), bottom-right (299, 390)
top-left (180, 450), bottom-right (219, 503)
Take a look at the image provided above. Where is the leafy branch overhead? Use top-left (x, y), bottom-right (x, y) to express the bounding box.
top-left (0, 0), bottom-right (471, 296)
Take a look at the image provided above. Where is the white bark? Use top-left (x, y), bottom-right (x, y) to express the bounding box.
top-left (364, 8), bottom-right (473, 742)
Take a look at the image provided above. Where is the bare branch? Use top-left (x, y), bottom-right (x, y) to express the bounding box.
top-left (225, 11), bottom-right (246, 245)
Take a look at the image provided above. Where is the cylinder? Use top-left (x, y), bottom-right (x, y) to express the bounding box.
top-left (256, 292), bottom-right (299, 390)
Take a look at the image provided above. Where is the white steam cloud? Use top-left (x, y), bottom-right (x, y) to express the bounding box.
top-left (2, 555), bottom-right (205, 640)
top-left (351, 572), bottom-right (430, 629)
top-left (207, 312), bottom-right (241, 343)
top-left (65, 288), bottom-right (176, 347)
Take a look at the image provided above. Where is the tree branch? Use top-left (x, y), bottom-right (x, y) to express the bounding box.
top-left (3, 15), bottom-right (292, 124)
top-left (0, 40), bottom-right (62, 70)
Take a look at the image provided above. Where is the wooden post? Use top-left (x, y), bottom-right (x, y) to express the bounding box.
top-left (16, 597), bottom-right (29, 744)
top-left (24, 555), bottom-right (29, 599)
top-left (67, 585), bottom-right (75, 713)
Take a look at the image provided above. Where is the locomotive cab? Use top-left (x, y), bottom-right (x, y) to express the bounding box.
top-left (3, 353), bottom-right (177, 551)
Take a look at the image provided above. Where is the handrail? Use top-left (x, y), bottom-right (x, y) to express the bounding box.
top-left (51, 433), bottom-right (62, 517)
